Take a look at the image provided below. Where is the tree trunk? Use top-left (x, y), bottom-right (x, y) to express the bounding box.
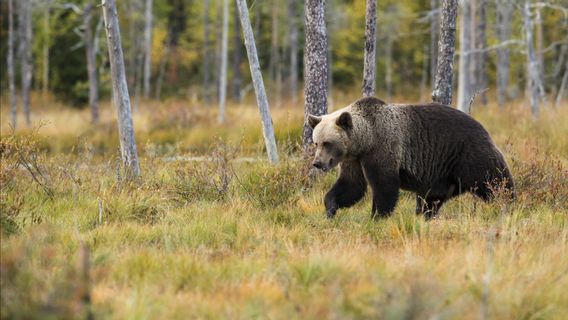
top-left (269, 0), bottom-right (281, 106)
top-left (7, 0), bottom-right (17, 129)
top-left (430, 0), bottom-right (439, 87)
top-left (556, 59), bottom-right (568, 107)
top-left (303, 0), bottom-right (328, 148)
top-left (420, 44), bottom-right (429, 101)
top-left (535, 7), bottom-right (544, 84)
top-left (84, 4), bottom-right (99, 123)
top-left (143, 0), bottom-right (153, 99)
top-left (203, 0), bottom-right (211, 104)
top-left (42, 1), bottom-right (52, 98)
top-left (288, 0), bottom-right (299, 105)
top-left (155, 37), bottom-right (171, 101)
top-left (457, 0), bottom-right (472, 113)
top-left (385, 34), bottom-right (393, 101)
top-left (101, 0), bottom-right (141, 177)
top-left (362, 0), bottom-right (377, 97)
top-left (235, 0), bottom-right (279, 164)
top-left (432, 0), bottom-right (458, 106)
top-left (19, 0), bottom-right (33, 126)
top-left (218, 0), bottom-right (229, 123)
top-left (496, 0), bottom-right (512, 108)
top-left (474, 0), bottom-right (487, 105)
top-left (523, 0), bottom-right (541, 118)
top-left (232, 4), bottom-right (242, 103)
top-left (216, 0), bottom-right (222, 102)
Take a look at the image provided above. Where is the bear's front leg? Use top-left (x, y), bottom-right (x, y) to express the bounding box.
top-left (324, 161), bottom-right (367, 219)
top-left (362, 161), bottom-right (400, 219)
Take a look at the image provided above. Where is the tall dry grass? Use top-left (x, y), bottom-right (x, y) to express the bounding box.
top-left (1, 97), bottom-right (567, 319)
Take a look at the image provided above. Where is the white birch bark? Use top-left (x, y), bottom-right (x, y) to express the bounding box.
top-left (430, 0), bottom-right (439, 87)
top-left (42, 1), bottom-right (52, 98)
top-left (496, 0), bottom-right (512, 108)
top-left (84, 4), bottom-right (99, 123)
top-left (19, 0), bottom-right (33, 126)
top-left (362, 0), bottom-right (377, 97)
top-left (457, 0), bottom-right (472, 113)
top-left (7, 0), bottom-right (17, 129)
top-left (556, 60), bottom-right (568, 107)
top-left (523, 0), bottom-right (541, 118)
top-left (101, 0), bottom-right (141, 177)
top-left (143, 0), bottom-right (153, 99)
top-left (203, 0), bottom-right (211, 104)
top-left (289, 0), bottom-right (299, 105)
top-left (235, 0), bottom-right (279, 164)
top-left (218, 0), bottom-right (229, 123)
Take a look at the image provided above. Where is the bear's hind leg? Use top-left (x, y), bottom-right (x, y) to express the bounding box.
top-left (324, 161), bottom-right (367, 218)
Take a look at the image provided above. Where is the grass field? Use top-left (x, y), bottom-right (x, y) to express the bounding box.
top-left (1, 96), bottom-right (567, 319)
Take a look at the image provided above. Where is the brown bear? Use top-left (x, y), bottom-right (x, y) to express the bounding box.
top-left (308, 96), bottom-right (514, 219)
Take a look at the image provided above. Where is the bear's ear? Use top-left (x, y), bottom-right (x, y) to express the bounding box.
top-left (308, 114), bottom-right (322, 129)
top-left (336, 112), bottom-right (352, 131)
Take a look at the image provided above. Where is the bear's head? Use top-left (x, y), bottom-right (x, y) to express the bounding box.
top-left (308, 111), bottom-right (353, 172)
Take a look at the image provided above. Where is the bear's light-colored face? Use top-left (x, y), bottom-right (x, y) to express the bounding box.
top-left (308, 111), bottom-right (352, 172)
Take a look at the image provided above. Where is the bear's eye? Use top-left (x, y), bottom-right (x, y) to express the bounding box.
top-left (322, 142), bottom-right (331, 148)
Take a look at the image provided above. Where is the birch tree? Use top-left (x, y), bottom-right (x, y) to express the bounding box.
top-left (42, 0), bottom-right (53, 98)
top-left (303, 0), bottom-right (328, 147)
top-left (288, 0), bottom-right (300, 105)
top-left (84, 4), bottom-right (99, 123)
top-left (218, 0), bottom-right (229, 123)
top-left (523, 0), bottom-right (542, 118)
top-left (203, 0), bottom-right (211, 104)
top-left (496, 0), bottom-right (512, 108)
top-left (235, 0), bottom-right (279, 163)
top-left (7, 0), bottom-right (17, 129)
top-left (457, 0), bottom-right (473, 113)
top-left (19, 0), bottom-right (33, 126)
top-left (556, 59), bottom-right (568, 107)
top-left (474, 0), bottom-right (487, 105)
top-left (362, 0), bottom-right (378, 97)
top-left (432, 0), bottom-right (458, 105)
top-left (143, 0), bottom-right (153, 99)
top-left (101, 0), bottom-right (141, 177)
top-left (232, 5), bottom-right (243, 103)
top-left (430, 0), bottom-right (439, 87)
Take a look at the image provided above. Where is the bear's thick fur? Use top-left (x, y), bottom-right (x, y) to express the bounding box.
top-left (308, 96), bottom-right (515, 219)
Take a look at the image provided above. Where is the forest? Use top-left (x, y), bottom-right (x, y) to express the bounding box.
top-left (1, 0), bottom-right (567, 318)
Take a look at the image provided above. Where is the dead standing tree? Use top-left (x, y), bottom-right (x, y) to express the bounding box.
top-left (432, 0), bottom-right (458, 105)
top-left (218, 0), bottom-right (229, 123)
top-left (288, 0), bottom-right (300, 105)
top-left (303, 0), bottom-right (329, 148)
top-left (7, 0), bottom-right (17, 129)
top-left (101, 0), bottom-right (141, 177)
top-left (84, 4), bottom-right (100, 123)
top-left (19, 0), bottom-right (33, 126)
top-left (523, 0), bottom-right (543, 118)
top-left (457, 0), bottom-right (473, 113)
top-left (143, 0), bottom-right (153, 99)
top-left (362, 0), bottom-right (378, 97)
top-left (496, 0), bottom-right (513, 108)
top-left (235, 0), bottom-right (279, 164)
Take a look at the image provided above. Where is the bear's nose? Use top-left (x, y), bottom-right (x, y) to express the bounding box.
top-left (312, 161), bottom-right (323, 169)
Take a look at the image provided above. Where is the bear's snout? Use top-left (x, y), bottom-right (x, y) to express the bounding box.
top-left (312, 160), bottom-right (330, 172)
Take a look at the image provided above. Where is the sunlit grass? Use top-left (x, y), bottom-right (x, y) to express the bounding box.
top-left (1, 97), bottom-right (567, 319)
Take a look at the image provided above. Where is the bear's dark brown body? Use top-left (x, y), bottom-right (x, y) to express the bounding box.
top-left (309, 97), bottom-right (515, 219)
